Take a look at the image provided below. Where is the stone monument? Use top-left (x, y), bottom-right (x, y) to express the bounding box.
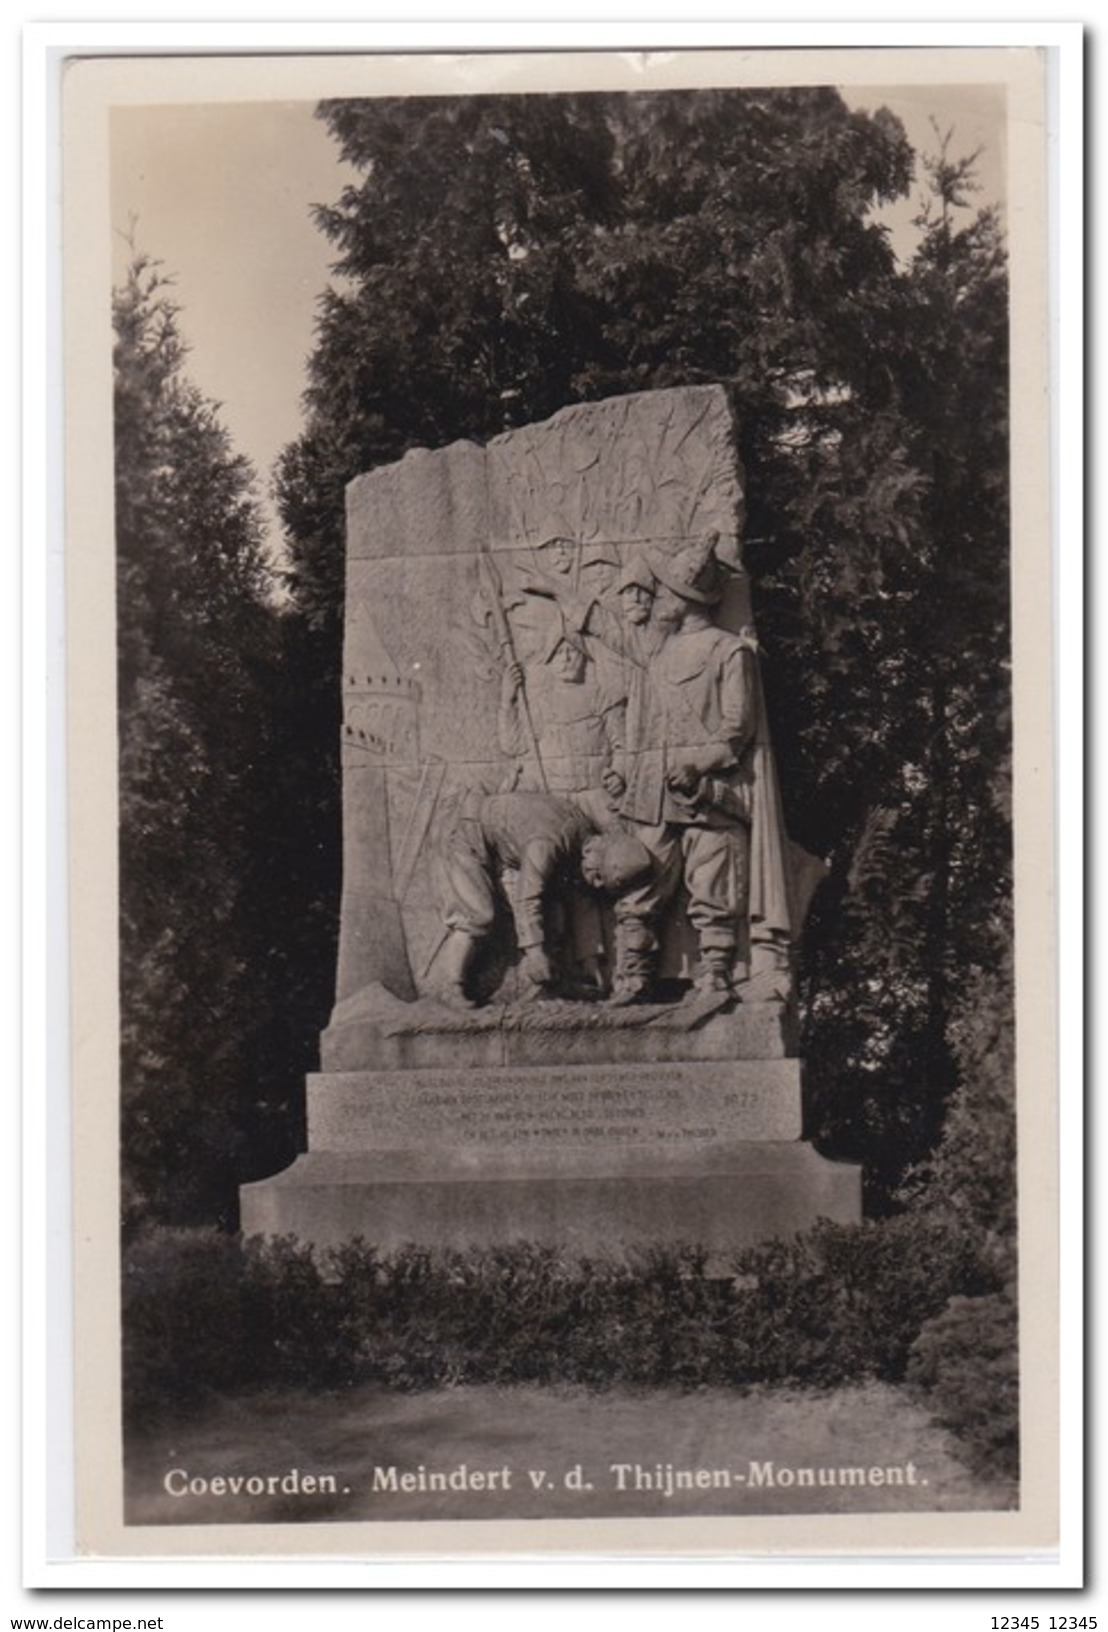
top-left (241, 385), bottom-right (861, 1266)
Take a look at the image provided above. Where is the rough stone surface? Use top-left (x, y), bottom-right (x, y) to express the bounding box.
top-left (346, 386), bottom-right (745, 564)
top-left (335, 384), bottom-right (755, 1013)
top-left (321, 983), bottom-right (796, 1073)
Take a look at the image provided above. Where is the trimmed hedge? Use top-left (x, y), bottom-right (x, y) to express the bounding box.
top-left (123, 1217), bottom-right (1004, 1428)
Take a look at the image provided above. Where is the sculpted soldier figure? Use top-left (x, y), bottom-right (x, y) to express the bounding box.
top-left (432, 789), bottom-right (654, 1008)
top-left (497, 625), bottom-right (625, 826)
top-left (621, 534), bottom-right (759, 1000)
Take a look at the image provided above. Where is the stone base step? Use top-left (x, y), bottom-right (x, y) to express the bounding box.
top-left (239, 1141), bottom-right (862, 1273)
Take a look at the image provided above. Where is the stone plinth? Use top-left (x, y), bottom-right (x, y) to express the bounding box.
top-left (240, 1056), bottom-right (861, 1269)
top-left (239, 1143), bottom-right (861, 1272)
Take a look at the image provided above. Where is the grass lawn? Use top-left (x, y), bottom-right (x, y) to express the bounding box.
top-left (125, 1379), bottom-right (1015, 1527)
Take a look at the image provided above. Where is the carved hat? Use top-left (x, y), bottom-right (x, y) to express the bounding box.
top-left (645, 532), bottom-right (726, 605)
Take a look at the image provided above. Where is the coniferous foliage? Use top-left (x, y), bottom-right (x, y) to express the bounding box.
top-left (798, 138), bottom-right (1011, 1202)
top-left (115, 256), bottom-right (312, 1228)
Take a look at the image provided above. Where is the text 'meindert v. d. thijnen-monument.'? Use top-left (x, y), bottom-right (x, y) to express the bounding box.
top-left (241, 384), bottom-right (861, 1260)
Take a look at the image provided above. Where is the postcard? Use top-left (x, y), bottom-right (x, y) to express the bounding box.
top-left (58, 40), bottom-right (1060, 1564)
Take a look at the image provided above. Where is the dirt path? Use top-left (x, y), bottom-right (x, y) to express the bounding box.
top-left (126, 1380), bottom-right (1015, 1529)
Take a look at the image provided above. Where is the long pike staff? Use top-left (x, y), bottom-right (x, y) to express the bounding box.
top-left (477, 545), bottom-right (550, 794)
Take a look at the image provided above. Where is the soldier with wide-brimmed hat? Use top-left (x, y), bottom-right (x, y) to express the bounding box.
top-left (598, 532), bottom-right (758, 998)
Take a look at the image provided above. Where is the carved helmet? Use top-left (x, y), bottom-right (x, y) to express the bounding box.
top-left (645, 531), bottom-right (726, 605)
top-left (616, 554), bottom-right (656, 595)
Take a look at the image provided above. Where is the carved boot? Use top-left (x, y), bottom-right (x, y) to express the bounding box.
top-left (692, 946), bottom-right (735, 997)
top-left (437, 928), bottom-right (478, 1009)
top-left (608, 920), bottom-right (655, 1007)
top-left (609, 973), bottom-right (652, 1007)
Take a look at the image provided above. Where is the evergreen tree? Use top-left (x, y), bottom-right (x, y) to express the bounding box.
top-left (115, 255), bottom-right (284, 1227)
top-left (799, 130), bottom-right (1011, 1201)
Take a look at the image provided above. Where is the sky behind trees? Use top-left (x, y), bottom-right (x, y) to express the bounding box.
top-left (110, 81), bottom-right (1006, 555)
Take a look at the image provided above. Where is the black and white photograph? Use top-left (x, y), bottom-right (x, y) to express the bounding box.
top-left (59, 43), bottom-right (1059, 1562)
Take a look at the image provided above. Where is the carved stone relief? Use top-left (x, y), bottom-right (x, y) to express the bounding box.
top-left (332, 385), bottom-right (806, 1043)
